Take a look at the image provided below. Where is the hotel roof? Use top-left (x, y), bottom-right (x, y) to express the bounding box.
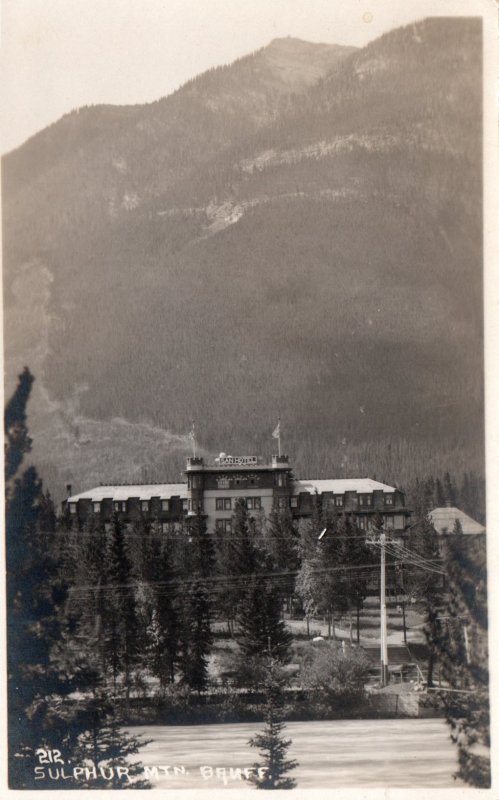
top-left (294, 478), bottom-right (398, 494)
top-left (67, 483), bottom-right (188, 503)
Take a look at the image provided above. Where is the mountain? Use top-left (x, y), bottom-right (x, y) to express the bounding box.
top-left (2, 19), bottom-right (483, 502)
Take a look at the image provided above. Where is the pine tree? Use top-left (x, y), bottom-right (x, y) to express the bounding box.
top-left (215, 499), bottom-right (260, 634)
top-left (248, 659), bottom-right (298, 790)
top-left (5, 373), bottom-right (91, 785)
top-left (263, 508), bottom-right (299, 607)
top-left (102, 514), bottom-right (140, 700)
top-left (5, 370), bottom-right (151, 788)
top-left (236, 577), bottom-right (293, 664)
top-left (403, 515), bottom-right (444, 687)
top-left (4, 370), bottom-right (79, 787)
top-left (4, 366), bottom-right (34, 481)
top-left (69, 690), bottom-right (151, 789)
top-left (143, 529), bottom-right (181, 688)
top-left (443, 471), bottom-right (457, 506)
top-left (436, 533), bottom-right (489, 787)
top-left (177, 512), bottom-right (214, 692)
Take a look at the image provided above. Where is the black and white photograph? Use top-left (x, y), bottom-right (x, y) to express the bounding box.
top-left (1, 0), bottom-right (496, 794)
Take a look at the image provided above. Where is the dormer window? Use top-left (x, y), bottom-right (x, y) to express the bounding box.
top-left (385, 494), bottom-right (394, 506)
top-left (113, 501), bottom-right (126, 512)
top-left (69, 503), bottom-right (77, 515)
top-left (141, 500), bottom-right (149, 512)
top-left (334, 496), bottom-right (344, 507)
top-left (358, 495), bottom-right (372, 507)
top-left (161, 499), bottom-right (169, 512)
top-left (93, 502), bottom-right (101, 514)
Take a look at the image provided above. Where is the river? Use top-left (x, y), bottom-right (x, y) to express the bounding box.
top-left (126, 718), bottom-right (460, 789)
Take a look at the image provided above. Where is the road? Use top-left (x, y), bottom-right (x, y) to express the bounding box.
top-left (126, 718), bottom-right (459, 790)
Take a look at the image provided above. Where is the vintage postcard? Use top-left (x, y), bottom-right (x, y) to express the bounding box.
top-left (1, 0), bottom-right (497, 796)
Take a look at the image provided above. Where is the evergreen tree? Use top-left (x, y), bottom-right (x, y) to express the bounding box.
top-left (248, 659), bottom-right (298, 790)
top-left (143, 528), bottom-right (181, 688)
top-left (263, 508), bottom-right (299, 607)
top-left (436, 534), bottom-right (489, 787)
top-left (215, 499), bottom-right (260, 634)
top-left (403, 515), bottom-right (444, 687)
top-left (177, 512), bottom-right (214, 692)
top-left (102, 514), bottom-right (140, 699)
top-left (178, 579), bottom-right (212, 692)
top-left (236, 577), bottom-right (293, 665)
top-left (4, 370), bottom-right (78, 787)
top-left (69, 690), bottom-right (151, 789)
top-left (5, 370), bottom-right (151, 788)
top-left (435, 477), bottom-right (446, 507)
top-left (443, 471), bottom-right (457, 506)
top-left (4, 366), bottom-right (34, 481)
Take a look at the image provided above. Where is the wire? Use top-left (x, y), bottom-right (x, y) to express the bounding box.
top-left (66, 562), bottom-right (382, 598)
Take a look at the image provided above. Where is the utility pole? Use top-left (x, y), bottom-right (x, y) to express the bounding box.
top-left (367, 526), bottom-right (390, 686)
top-left (380, 532), bottom-right (389, 686)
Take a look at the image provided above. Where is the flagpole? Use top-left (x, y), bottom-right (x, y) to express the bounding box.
top-left (191, 421), bottom-right (196, 458)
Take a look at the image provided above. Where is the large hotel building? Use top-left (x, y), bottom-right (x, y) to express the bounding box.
top-left (65, 453), bottom-right (410, 534)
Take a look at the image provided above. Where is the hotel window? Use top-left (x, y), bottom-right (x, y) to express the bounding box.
top-left (246, 497), bottom-right (261, 511)
top-left (276, 497), bottom-right (288, 509)
top-left (358, 495), bottom-right (372, 507)
top-left (224, 498), bottom-right (232, 511)
top-left (357, 516), bottom-right (368, 530)
top-left (113, 501), bottom-right (126, 512)
top-left (216, 498), bottom-right (224, 511)
top-left (141, 500), bottom-right (149, 512)
top-left (385, 494), bottom-right (394, 506)
top-left (161, 499), bottom-right (169, 511)
top-left (93, 502), bottom-right (101, 514)
top-left (69, 503), bottom-right (77, 515)
top-left (161, 522), bottom-right (169, 534)
top-left (276, 474), bottom-right (286, 487)
top-left (290, 496), bottom-right (299, 508)
top-left (335, 496), bottom-right (344, 507)
top-left (182, 499), bottom-right (188, 511)
top-left (215, 519), bottom-right (232, 533)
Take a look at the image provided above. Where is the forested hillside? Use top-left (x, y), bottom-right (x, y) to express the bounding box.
top-left (2, 19), bottom-right (484, 503)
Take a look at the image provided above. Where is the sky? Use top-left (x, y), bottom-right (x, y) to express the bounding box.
top-left (0, 0), bottom-right (490, 153)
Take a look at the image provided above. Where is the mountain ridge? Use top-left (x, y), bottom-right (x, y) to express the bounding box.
top-left (2, 17), bottom-right (483, 500)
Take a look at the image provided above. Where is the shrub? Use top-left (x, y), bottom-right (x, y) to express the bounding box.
top-left (298, 643), bottom-right (371, 715)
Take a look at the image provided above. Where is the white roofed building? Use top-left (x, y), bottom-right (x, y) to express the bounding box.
top-left (63, 454), bottom-right (410, 534)
top-left (429, 506), bottom-right (485, 536)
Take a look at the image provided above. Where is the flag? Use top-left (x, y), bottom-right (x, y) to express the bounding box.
top-left (272, 420), bottom-right (280, 439)
top-left (188, 423), bottom-right (196, 441)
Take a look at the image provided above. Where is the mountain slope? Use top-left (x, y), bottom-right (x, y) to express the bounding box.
top-left (2, 19), bottom-right (483, 499)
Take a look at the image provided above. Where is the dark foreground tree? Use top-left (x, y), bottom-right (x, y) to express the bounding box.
top-left (248, 659), bottom-right (298, 790)
top-left (5, 369), bottom-right (150, 789)
top-left (4, 369), bottom-right (81, 787)
top-left (437, 533), bottom-right (490, 787)
top-left (68, 691), bottom-right (151, 789)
